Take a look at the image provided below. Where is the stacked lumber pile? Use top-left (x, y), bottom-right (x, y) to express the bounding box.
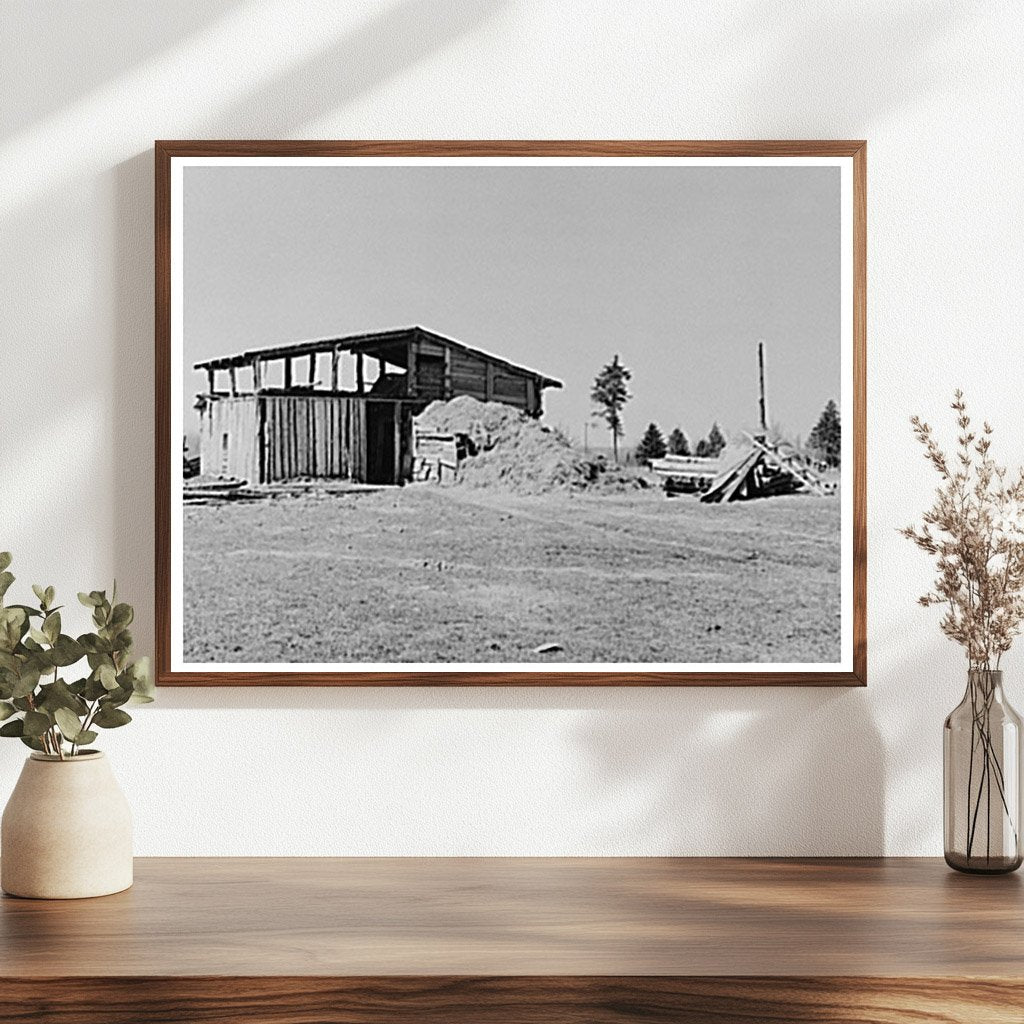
top-left (182, 477), bottom-right (265, 504)
top-left (650, 454), bottom-right (721, 496)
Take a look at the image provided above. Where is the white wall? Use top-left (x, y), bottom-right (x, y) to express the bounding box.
top-left (1, 0), bottom-right (1022, 855)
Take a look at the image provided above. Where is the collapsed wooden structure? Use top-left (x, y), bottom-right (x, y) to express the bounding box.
top-left (653, 341), bottom-right (837, 502)
top-left (193, 327), bottom-right (561, 486)
top-left (699, 434), bottom-right (831, 503)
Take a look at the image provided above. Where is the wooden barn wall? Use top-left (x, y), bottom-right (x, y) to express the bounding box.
top-left (199, 397), bottom-right (260, 483)
top-left (445, 350), bottom-right (534, 412)
top-left (493, 373), bottom-right (528, 406)
top-left (448, 349), bottom-right (488, 399)
top-left (262, 394), bottom-right (368, 483)
top-left (415, 355), bottom-right (445, 399)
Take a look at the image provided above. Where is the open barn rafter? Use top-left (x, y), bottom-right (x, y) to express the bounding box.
top-left (193, 326), bottom-right (561, 486)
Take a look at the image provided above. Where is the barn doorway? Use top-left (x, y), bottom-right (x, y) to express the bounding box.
top-left (365, 402), bottom-right (396, 484)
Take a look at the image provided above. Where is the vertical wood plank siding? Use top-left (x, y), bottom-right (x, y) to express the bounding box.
top-left (261, 395), bottom-right (369, 483)
top-left (199, 398), bottom-right (260, 482)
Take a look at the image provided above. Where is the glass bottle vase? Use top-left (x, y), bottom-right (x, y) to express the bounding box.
top-left (944, 669), bottom-right (1023, 873)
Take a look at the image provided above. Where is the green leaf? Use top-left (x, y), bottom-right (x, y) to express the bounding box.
top-left (83, 675), bottom-right (108, 701)
top-left (4, 607), bottom-right (27, 628)
top-left (28, 627), bottom-right (49, 646)
top-left (19, 734), bottom-right (45, 752)
top-left (0, 701), bottom-right (16, 721)
top-left (104, 684), bottom-right (132, 708)
top-left (0, 719), bottom-right (24, 737)
top-left (74, 730), bottom-right (97, 747)
top-left (10, 664), bottom-right (41, 699)
top-left (78, 592), bottom-right (99, 608)
top-left (79, 634), bottom-right (111, 655)
top-left (98, 663), bottom-right (118, 690)
top-left (44, 586), bottom-right (55, 609)
top-left (0, 553), bottom-right (11, 573)
top-left (23, 710), bottom-right (52, 738)
top-left (49, 635), bottom-right (85, 668)
top-left (54, 707), bottom-right (85, 741)
top-left (36, 678), bottom-right (88, 716)
top-left (7, 604), bottom-right (42, 619)
top-left (93, 705), bottom-right (131, 729)
top-left (0, 607), bottom-right (26, 651)
top-left (0, 572), bottom-right (14, 601)
top-left (31, 584), bottom-right (47, 608)
top-left (110, 603), bottom-right (133, 630)
top-left (127, 656), bottom-right (155, 702)
top-left (42, 611), bottom-right (60, 645)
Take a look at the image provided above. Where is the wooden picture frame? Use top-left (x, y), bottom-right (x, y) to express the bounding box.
top-left (156, 141), bottom-right (866, 686)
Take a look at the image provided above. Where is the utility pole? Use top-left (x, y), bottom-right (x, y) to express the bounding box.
top-left (757, 340), bottom-right (768, 437)
top-left (583, 421), bottom-right (589, 453)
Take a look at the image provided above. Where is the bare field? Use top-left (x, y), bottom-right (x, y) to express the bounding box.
top-left (182, 486), bottom-right (841, 665)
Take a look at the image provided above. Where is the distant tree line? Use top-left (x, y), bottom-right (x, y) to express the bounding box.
top-left (634, 421), bottom-right (726, 467)
top-left (592, 355), bottom-right (838, 470)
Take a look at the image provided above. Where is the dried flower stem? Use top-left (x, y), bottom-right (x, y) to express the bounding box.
top-left (904, 391), bottom-right (1024, 864)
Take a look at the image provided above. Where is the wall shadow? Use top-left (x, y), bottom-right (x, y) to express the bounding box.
top-left (0, 1), bottom-right (244, 138)
top-left (576, 686), bottom-right (885, 855)
top-left (201, 0), bottom-right (509, 137)
top-left (727, 1), bottom-right (975, 134)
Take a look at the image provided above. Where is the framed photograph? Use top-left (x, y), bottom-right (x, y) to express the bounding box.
top-left (156, 141), bottom-right (865, 686)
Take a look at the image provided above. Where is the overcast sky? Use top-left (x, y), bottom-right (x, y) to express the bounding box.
top-left (183, 163), bottom-right (840, 449)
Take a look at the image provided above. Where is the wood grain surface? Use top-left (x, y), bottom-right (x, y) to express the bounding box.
top-left (0, 976), bottom-right (1022, 1024)
top-left (155, 139), bottom-right (867, 688)
top-left (1, 857), bottom-right (1020, 1023)
top-left (3, 856), bottom-right (1022, 977)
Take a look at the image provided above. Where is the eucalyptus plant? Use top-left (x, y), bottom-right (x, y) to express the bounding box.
top-left (0, 552), bottom-right (153, 759)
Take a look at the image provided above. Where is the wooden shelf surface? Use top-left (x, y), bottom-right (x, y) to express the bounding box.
top-left (2, 857), bottom-right (1022, 1022)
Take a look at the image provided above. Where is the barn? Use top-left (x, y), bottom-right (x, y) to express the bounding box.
top-left (193, 326), bottom-right (562, 486)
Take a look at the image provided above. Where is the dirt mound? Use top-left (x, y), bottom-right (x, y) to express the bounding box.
top-left (415, 396), bottom-right (645, 494)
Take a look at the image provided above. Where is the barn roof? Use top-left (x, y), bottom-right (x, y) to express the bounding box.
top-left (194, 326), bottom-right (563, 389)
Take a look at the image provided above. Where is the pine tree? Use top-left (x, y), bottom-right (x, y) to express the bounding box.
top-left (667, 428), bottom-right (690, 456)
top-left (705, 422), bottom-right (726, 458)
top-left (807, 400), bottom-right (841, 468)
top-left (590, 355), bottom-right (632, 463)
top-left (695, 438), bottom-right (709, 458)
top-left (635, 423), bottom-right (667, 466)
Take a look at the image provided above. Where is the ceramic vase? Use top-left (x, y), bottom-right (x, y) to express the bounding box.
top-left (1, 751), bottom-right (133, 898)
